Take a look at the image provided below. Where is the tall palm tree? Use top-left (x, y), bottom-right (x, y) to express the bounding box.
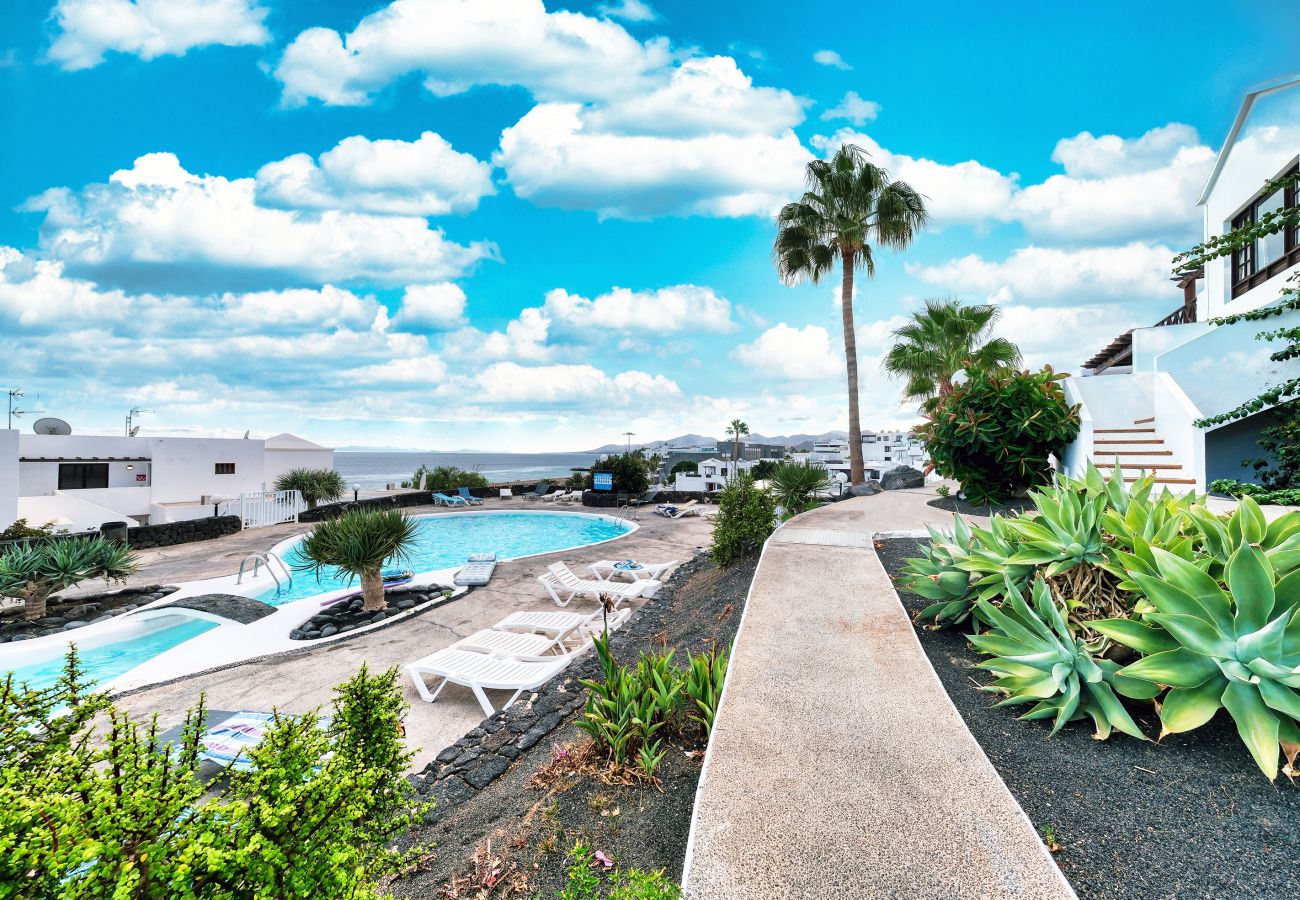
top-left (295, 508), bottom-right (419, 612)
top-left (883, 298), bottom-right (1022, 403)
top-left (726, 419), bottom-right (749, 464)
top-left (775, 144), bottom-right (929, 484)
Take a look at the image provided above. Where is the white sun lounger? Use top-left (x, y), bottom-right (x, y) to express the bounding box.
top-left (493, 607), bottom-right (631, 638)
top-left (587, 559), bottom-right (678, 582)
top-left (654, 499), bottom-right (699, 519)
top-left (453, 628), bottom-right (562, 657)
top-left (406, 647), bottom-right (578, 715)
top-left (538, 562), bottom-right (659, 608)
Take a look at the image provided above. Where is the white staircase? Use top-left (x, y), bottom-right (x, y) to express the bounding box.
top-left (1089, 417), bottom-right (1196, 486)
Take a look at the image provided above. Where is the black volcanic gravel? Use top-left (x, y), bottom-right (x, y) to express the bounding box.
top-left (926, 494), bottom-right (1036, 517)
top-left (879, 537), bottom-right (1300, 900)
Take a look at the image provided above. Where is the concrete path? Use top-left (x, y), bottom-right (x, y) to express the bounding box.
top-left (682, 490), bottom-right (1075, 899)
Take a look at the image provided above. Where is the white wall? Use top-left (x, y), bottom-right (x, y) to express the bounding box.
top-left (263, 447), bottom-right (334, 485)
top-left (147, 437), bottom-right (267, 503)
top-left (0, 430), bottom-right (17, 528)
top-left (16, 493), bottom-right (131, 532)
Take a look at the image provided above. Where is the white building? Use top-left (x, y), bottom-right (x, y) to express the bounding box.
top-left (673, 457), bottom-right (754, 493)
top-left (794, 431), bottom-right (927, 482)
top-left (1, 430), bottom-right (333, 532)
top-left (1064, 76), bottom-right (1300, 490)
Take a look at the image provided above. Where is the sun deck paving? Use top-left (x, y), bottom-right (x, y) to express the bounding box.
top-left (682, 489), bottom-right (1076, 899)
top-left (106, 498), bottom-right (712, 773)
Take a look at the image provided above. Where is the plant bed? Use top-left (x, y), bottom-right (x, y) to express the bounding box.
top-left (879, 536), bottom-right (1300, 900)
top-left (289, 585), bottom-right (455, 640)
top-left (387, 553), bottom-right (756, 899)
top-left (925, 494), bottom-right (1035, 517)
top-left (0, 585), bottom-right (179, 643)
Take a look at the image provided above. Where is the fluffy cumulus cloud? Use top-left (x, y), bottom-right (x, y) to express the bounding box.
top-left (596, 0), bottom-right (658, 22)
top-left (907, 242), bottom-right (1177, 304)
top-left (1010, 123), bottom-right (1214, 243)
top-left (541, 284), bottom-right (734, 334)
top-left (23, 153), bottom-right (496, 292)
top-left (391, 283), bottom-right (467, 330)
top-left (812, 49), bottom-right (850, 70)
top-left (255, 132), bottom-right (494, 217)
top-left (273, 0), bottom-right (671, 107)
top-left (813, 130), bottom-right (1018, 228)
top-left (993, 303), bottom-right (1150, 371)
top-left (821, 91), bottom-right (879, 125)
top-left (471, 362), bottom-right (678, 405)
top-left (732, 323), bottom-right (843, 380)
top-left (47, 0), bottom-right (270, 71)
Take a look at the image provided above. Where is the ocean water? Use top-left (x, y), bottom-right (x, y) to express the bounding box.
top-left (333, 451), bottom-right (600, 488)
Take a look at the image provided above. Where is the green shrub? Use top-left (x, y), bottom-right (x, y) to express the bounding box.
top-left (274, 466), bottom-right (347, 508)
top-left (403, 464), bottom-right (490, 492)
top-left (710, 473), bottom-right (777, 567)
top-left (1210, 478), bottom-right (1300, 507)
top-left (769, 461), bottom-right (832, 517)
top-left (682, 644), bottom-right (729, 738)
top-left (558, 842), bottom-right (680, 900)
top-left (749, 459), bottom-right (779, 481)
top-left (588, 451), bottom-right (652, 495)
top-left (669, 460), bottom-right (699, 477)
top-left (0, 536), bottom-right (137, 621)
top-left (0, 518), bottom-right (61, 541)
top-left (0, 657), bottom-right (425, 897)
top-left (578, 635), bottom-right (681, 779)
top-left (916, 366), bottom-right (1080, 504)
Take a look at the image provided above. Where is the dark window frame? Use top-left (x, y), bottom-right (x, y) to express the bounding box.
top-left (58, 463), bottom-right (109, 490)
top-left (214, 462), bottom-right (236, 475)
top-left (1231, 162), bottom-right (1300, 299)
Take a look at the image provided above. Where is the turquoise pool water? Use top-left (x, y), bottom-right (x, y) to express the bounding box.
top-left (1, 615), bottom-right (219, 692)
top-left (255, 511), bottom-right (632, 605)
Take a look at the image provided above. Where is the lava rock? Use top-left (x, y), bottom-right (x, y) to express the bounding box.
top-left (881, 466), bottom-right (925, 490)
top-left (63, 620), bottom-right (88, 630)
top-left (844, 481), bottom-right (883, 498)
top-left (320, 624), bottom-right (338, 637)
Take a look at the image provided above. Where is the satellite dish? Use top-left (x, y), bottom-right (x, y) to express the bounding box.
top-left (129, 426), bottom-right (140, 437)
top-left (33, 417), bottom-right (72, 436)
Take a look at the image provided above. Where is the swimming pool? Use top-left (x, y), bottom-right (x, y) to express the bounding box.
top-left (1, 614), bottom-right (220, 693)
top-left (252, 510), bottom-right (634, 604)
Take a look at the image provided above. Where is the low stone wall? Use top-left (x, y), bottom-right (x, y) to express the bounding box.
top-left (0, 584), bottom-right (179, 643)
top-left (128, 516), bottom-right (241, 549)
top-left (299, 492), bottom-right (436, 522)
top-left (580, 490), bottom-right (711, 508)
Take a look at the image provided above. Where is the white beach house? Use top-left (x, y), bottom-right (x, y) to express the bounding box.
top-left (1064, 75), bottom-right (1300, 490)
top-left (0, 430), bottom-right (333, 532)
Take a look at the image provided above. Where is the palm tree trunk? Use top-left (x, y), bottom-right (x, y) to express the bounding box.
top-left (21, 584), bottom-right (49, 622)
top-left (360, 569), bottom-right (386, 612)
top-left (840, 250), bottom-right (865, 484)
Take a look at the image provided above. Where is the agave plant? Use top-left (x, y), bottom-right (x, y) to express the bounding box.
top-left (903, 515), bottom-right (1034, 630)
top-left (969, 578), bottom-right (1155, 740)
top-left (1098, 483), bottom-right (1201, 598)
top-left (1185, 496), bottom-right (1300, 578)
top-left (1095, 541), bottom-right (1300, 779)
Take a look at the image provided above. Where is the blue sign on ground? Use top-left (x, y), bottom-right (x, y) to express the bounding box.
top-left (593, 472), bottom-right (613, 491)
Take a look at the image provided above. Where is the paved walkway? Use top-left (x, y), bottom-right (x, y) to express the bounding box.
top-left (682, 489), bottom-right (1075, 899)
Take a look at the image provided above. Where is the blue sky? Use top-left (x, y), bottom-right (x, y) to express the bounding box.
top-left (0, 0), bottom-right (1296, 451)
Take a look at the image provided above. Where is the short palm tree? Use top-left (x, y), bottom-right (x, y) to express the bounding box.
top-left (295, 508), bottom-right (419, 612)
top-left (0, 536), bottom-right (138, 620)
top-left (775, 143), bottom-right (929, 484)
top-left (275, 467), bottom-right (347, 509)
top-left (726, 419), bottom-right (750, 463)
top-left (769, 461), bottom-right (833, 517)
top-left (882, 298), bottom-right (1022, 403)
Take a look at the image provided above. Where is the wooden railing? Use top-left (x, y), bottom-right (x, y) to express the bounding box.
top-left (1154, 301), bottom-right (1197, 327)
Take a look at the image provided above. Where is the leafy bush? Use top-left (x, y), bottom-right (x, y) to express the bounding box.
top-left (578, 635), bottom-right (681, 779)
top-left (0, 518), bottom-right (61, 541)
top-left (916, 366), bottom-right (1080, 504)
top-left (1210, 478), bottom-right (1300, 507)
top-left (274, 466), bottom-right (347, 508)
top-left (710, 473), bottom-right (777, 567)
top-left (669, 460), bottom-right (699, 477)
top-left (0, 536), bottom-right (137, 620)
top-left (749, 459), bottom-right (779, 481)
top-left (558, 842), bottom-right (680, 900)
top-left (588, 451), bottom-right (651, 495)
top-left (769, 461), bottom-right (832, 517)
top-left (403, 464), bottom-right (490, 492)
top-left (0, 657), bottom-right (425, 897)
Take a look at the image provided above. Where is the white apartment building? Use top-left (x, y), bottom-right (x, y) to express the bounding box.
top-left (673, 457), bottom-right (755, 492)
top-left (0, 430), bottom-right (333, 532)
top-left (1064, 76), bottom-right (1300, 490)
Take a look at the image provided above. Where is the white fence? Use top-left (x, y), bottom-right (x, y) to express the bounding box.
top-left (221, 489), bottom-right (305, 529)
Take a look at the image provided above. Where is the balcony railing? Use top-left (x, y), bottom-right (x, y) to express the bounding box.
top-left (1084, 301), bottom-right (1198, 374)
top-left (1152, 301), bottom-right (1197, 328)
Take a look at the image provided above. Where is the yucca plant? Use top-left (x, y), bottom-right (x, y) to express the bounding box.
top-left (683, 644), bottom-right (730, 738)
top-left (769, 461), bottom-right (833, 517)
top-left (273, 467), bottom-right (347, 509)
top-left (969, 578), bottom-right (1155, 740)
top-left (1095, 541), bottom-right (1300, 780)
top-left (578, 635), bottom-right (683, 777)
top-left (0, 537), bottom-right (138, 621)
top-left (294, 508), bottom-right (418, 611)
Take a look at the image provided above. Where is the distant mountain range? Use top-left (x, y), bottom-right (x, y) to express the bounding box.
top-left (585, 430), bottom-right (852, 454)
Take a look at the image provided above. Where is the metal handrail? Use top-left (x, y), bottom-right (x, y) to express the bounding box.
top-left (236, 551), bottom-right (293, 589)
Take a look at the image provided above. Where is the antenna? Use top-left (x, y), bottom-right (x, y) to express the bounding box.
top-left (6, 389), bottom-right (44, 429)
top-left (32, 417), bottom-right (72, 436)
top-left (125, 407), bottom-right (155, 436)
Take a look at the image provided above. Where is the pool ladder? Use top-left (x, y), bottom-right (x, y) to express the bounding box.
top-left (236, 551), bottom-right (293, 590)
top-left (612, 504), bottom-right (639, 522)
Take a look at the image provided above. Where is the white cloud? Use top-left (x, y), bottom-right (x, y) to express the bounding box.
top-left (497, 103), bottom-right (810, 219)
top-left (473, 362), bottom-right (679, 404)
top-left (392, 283), bottom-right (467, 330)
top-left (220, 285), bottom-right (385, 331)
top-left (273, 0), bottom-right (671, 107)
top-left (1010, 124), bottom-right (1214, 243)
top-left (812, 129), bottom-right (1018, 228)
top-left (255, 132), bottom-right (495, 217)
top-left (23, 153), bottom-right (496, 292)
top-left (907, 242), bottom-right (1177, 304)
top-left (47, 0), bottom-right (269, 71)
top-left (542, 284), bottom-right (734, 334)
top-left (994, 303), bottom-right (1148, 372)
top-left (596, 0), bottom-right (658, 22)
top-left (343, 356), bottom-right (448, 384)
top-left (812, 49), bottom-right (850, 70)
top-left (732, 323), bottom-right (843, 380)
top-left (821, 91), bottom-right (879, 125)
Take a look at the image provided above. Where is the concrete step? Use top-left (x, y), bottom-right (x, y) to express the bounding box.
top-left (1109, 463), bottom-right (1183, 470)
top-left (1093, 450), bottom-right (1174, 457)
top-left (1095, 427), bottom-right (1156, 434)
top-left (1094, 438), bottom-right (1165, 445)
top-left (1133, 416), bottom-right (1156, 424)
top-left (1125, 476), bottom-right (1196, 485)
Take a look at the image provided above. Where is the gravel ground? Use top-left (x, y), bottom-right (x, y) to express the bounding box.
top-left (926, 495), bottom-right (1035, 517)
top-left (387, 553), bottom-right (757, 899)
top-left (879, 537), bottom-right (1300, 900)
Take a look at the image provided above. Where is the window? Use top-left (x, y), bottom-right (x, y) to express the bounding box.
top-left (214, 462), bottom-right (236, 475)
top-left (1231, 163), bottom-right (1299, 299)
top-left (58, 463), bottom-right (108, 490)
